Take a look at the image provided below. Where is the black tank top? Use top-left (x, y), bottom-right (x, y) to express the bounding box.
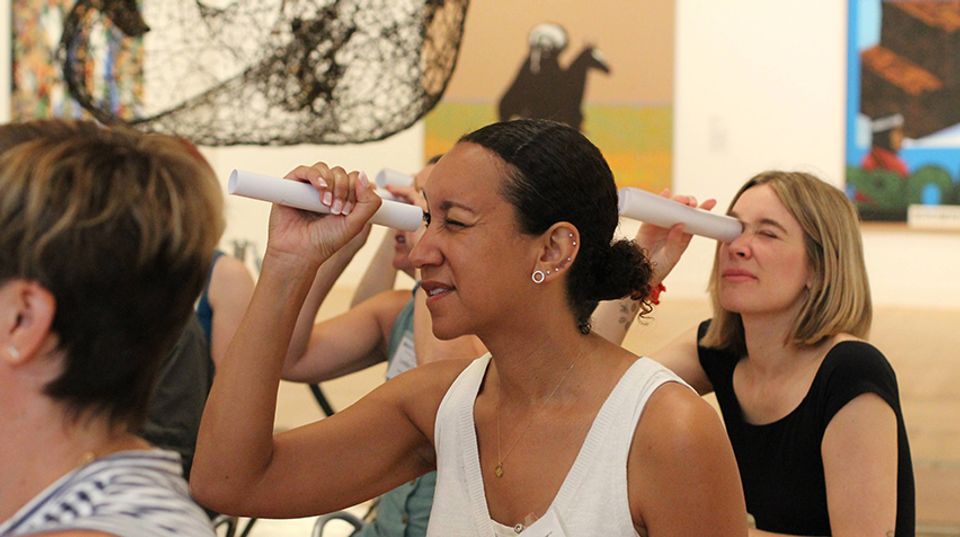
top-left (696, 321), bottom-right (915, 536)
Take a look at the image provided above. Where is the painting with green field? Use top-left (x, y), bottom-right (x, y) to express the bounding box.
top-left (427, 1), bottom-right (674, 193)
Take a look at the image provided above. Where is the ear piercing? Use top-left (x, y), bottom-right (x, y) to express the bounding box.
top-left (6, 345), bottom-right (20, 360)
top-left (534, 235), bottom-right (577, 284)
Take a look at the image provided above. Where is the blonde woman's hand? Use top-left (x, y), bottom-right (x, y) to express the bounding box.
top-left (635, 189), bottom-right (717, 284)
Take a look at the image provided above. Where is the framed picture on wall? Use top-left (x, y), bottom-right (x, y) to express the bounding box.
top-left (425, 0), bottom-right (674, 191)
top-left (846, 0), bottom-right (960, 227)
top-left (11, 0), bottom-right (145, 121)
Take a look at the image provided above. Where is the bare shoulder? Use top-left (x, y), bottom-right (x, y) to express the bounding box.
top-left (360, 289), bottom-right (415, 329)
top-left (383, 356), bottom-right (483, 442)
top-left (213, 254), bottom-right (254, 281)
top-left (365, 288), bottom-right (412, 311)
top-left (210, 254), bottom-right (255, 295)
top-left (389, 356), bottom-right (480, 399)
top-left (649, 325), bottom-right (713, 395)
top-left (632, 381), bottom-right (728, 461)
top-left (628, 382), bottom-right (747, 535)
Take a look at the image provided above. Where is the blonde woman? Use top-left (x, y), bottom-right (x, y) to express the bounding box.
top-left (599, 171), bottom-right (914, 537)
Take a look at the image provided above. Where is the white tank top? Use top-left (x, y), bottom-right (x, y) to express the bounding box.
top-left (427, 353), bottom-right (687, 537)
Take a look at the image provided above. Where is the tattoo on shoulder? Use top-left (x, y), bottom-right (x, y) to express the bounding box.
top-left (618, 301), bottom-right (641, 325)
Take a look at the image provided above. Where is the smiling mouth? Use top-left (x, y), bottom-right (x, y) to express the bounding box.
top-left (421, 281), bottom-right (455, 302)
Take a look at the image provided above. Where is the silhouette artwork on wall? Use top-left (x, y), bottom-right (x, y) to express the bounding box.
top-left (497, 22), bottom-right (611, 131)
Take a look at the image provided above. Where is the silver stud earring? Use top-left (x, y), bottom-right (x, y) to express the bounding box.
top-left (6, 345), bottom-right (20, 360)
top-left (531, 270), bottom-right (545, 284)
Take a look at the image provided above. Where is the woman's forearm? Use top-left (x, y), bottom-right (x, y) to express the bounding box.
top-left (192, 257), bottom-right (318, 508)
top-left (351, 231), bottom-right (400, 307)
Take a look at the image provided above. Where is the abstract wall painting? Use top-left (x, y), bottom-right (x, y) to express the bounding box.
top-left (847, 0), bottom-right (960, 227)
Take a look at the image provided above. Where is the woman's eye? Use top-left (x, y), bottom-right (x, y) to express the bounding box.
top-left (422, 211), bottom-right (432, 227)
top-left (444, 218), bottom-right (466, 228)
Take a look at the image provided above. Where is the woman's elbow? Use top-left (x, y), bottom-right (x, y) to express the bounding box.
top-left (190, 473), bottom-right (246, 515)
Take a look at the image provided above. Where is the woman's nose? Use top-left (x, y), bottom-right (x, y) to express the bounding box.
top-left (726, 234), bottom-right (751, 259)
top-left (409, 227), bottom-right (441, 268)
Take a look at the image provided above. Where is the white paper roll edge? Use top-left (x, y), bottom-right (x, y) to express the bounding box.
top-left (375, 168), bottom-right (413, 189)
top-left (375, 188), bottom-right (399, 201)
top-left (228, 170), bottom-right (423, 231)
top-left (618, 188), bottom-right (742, 242)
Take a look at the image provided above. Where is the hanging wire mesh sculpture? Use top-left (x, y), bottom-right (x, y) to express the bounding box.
top-left (58, 0), bottom-right (468, 145)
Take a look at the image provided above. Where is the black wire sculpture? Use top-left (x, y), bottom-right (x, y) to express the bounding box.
top-left (58, 0), bottom-right (469, 145)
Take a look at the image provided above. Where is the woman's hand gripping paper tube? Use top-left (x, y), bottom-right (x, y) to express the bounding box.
top-left (229, 169), bottom-right (423, 231)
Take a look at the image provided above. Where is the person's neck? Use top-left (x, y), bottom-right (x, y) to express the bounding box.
top-left (740, 308), bottom-right (817, 377)
top-left (0, 397), bottom-right (146, 521)
top-left (479, 304), bottom-right (593, 405)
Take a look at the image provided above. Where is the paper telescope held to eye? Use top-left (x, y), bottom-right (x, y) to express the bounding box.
top-left (618, 187), bottom-right (742, 242)
top-left (374, 168), bottom-right (415, 201)
top-left (228, 169), bottom-right (424, 231)
top-left (375, 168), bottom-right (413, 189)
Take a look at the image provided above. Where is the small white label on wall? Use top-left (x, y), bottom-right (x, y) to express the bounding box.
top-left (907, 204), bottom-right (960, 230)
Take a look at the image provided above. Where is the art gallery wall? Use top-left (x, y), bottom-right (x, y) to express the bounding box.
top-left (1, 1), bottom-right (957, 307)
top-left (672, 0), bottom-right (960, 309)
top-left (0, 1), bottom-right (424, 288)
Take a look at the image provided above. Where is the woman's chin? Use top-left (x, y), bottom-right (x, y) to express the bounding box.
top-left (430, 320), bottom-right (469, 342)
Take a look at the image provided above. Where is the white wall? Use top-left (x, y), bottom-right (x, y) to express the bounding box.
top-left (672, 0), bottom-right (960, 308)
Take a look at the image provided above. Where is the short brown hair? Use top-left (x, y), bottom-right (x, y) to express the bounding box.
top-left (700, 171), bottom-right (872, 356)
top-left (0, 120), bottom-right (224, 427)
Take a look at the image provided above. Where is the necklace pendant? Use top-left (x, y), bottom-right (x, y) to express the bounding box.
top-left (495, 463), bottom-right (504, 478)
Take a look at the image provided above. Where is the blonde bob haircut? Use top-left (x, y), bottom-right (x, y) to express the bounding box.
top-left (700, 170), bottom-right (872, 357)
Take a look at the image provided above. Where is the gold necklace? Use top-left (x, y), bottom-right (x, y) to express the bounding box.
top-left (494, 351), bottom-right (581, 478)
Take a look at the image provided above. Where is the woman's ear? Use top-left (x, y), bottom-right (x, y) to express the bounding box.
top-left (533, 222), bottom-right (579, 281)
top-left (0, 280), bottom-right (56, 366)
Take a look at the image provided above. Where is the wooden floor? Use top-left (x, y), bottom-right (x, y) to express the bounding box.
top-left (276, 290), bottom-right (960, 531)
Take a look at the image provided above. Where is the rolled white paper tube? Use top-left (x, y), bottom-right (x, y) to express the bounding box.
top-left (228, 170), bottom-right (423, 231)
top-left (375, 168), bottom-right (413, 189)
top-left (375, 187), bottom-right (400, 202)
top-left (618, 187), bottom-right (742, 242)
